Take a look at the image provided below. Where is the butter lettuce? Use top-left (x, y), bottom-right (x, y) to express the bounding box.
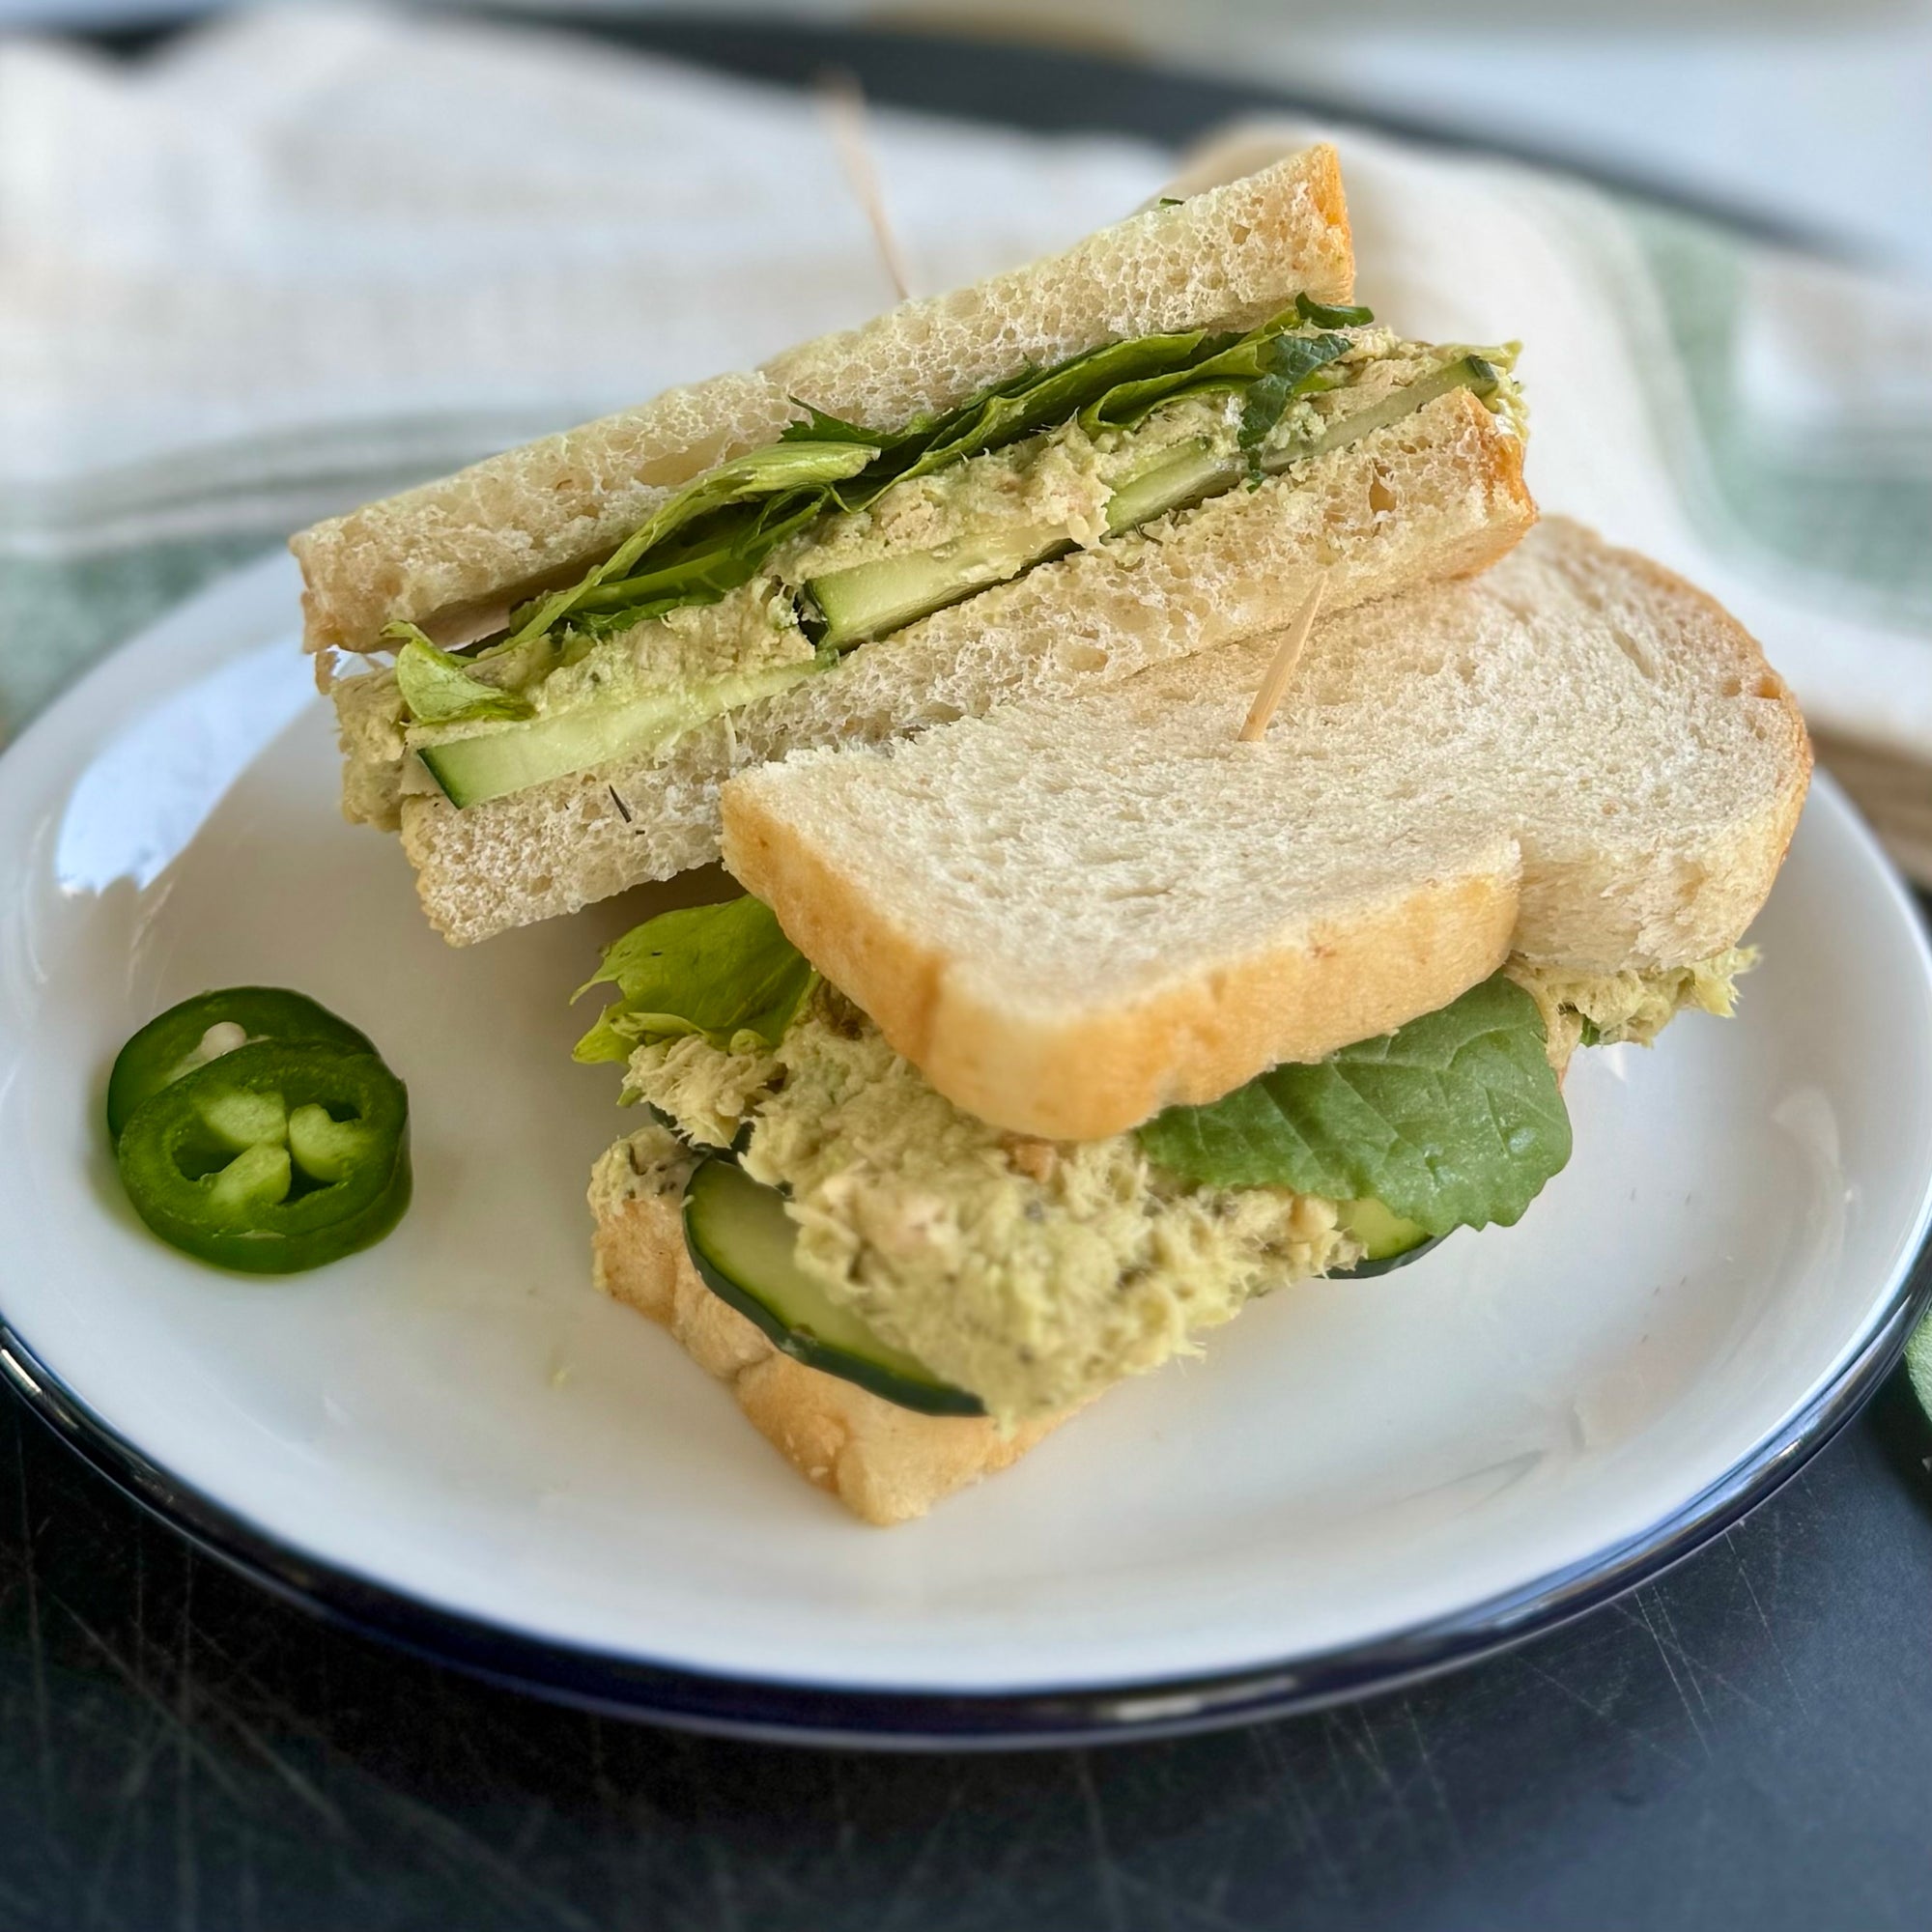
top-left (1236, 331), bottom-right (1353, 467)
top-left (389, 627), bottom-right (534, 725)
top-left (781, 327), bottom-right (1221, 474)
top-left (869, 307), bottom-right (1344, 480)
top-left (1138, 974), bottom-right (1572, 1236)
top-left (787, 295), bottom-right (1363, 476)
top-left (573, 897), bottom-right (819, 1065)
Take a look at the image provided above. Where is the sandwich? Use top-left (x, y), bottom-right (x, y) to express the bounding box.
top-left (291, 146), bottom-right (1537, 944)
top-left (578, 521), bottom-right (1810, 1524)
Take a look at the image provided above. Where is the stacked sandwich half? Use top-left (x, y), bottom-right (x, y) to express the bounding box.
top-left (294, 146), bottom-right (1809, 1522)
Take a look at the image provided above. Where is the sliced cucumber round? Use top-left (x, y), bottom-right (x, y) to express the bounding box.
top-left (681, 1157), bottom-right (984, 1417)
top-left (1332, 1197), bottom-right (1445, 1279)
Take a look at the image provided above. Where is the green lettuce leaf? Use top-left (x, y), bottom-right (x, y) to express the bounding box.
top-left (389, 626), bottom-right (535, 724)
top-left (781, 333), bottom-right (1231, 499)
top-left (880, 331), bottom-right (1222, 486)
top-left (781, 404), bottom-right (895, 448)
top-left (1236, 331), bottom-right (1354, 461)
top-left (1137, 974), bottom-right (1572, 1236)
top-left (504, 441), bottom-right (876, 649)
top-left (526, 298), bottom-right (1378, 651)
top-left (1294, 293), bottom-right (1375, 329)
top-left (780, 365), bottom-right (1036, 462)
top-left (784, 301), bottom-right (1372, 491)
top-left (559, 490), bottom-right (833, 629)
top-left (572, 896), bottom-right (818, 1065)
top-left (1079, 315), bottom-right (1347, 436)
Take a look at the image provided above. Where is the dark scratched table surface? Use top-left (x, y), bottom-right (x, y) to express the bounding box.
top-left (6, 15), bottom-right (1932, 1930)
top-left (6, 1380), bottom-right (1932, 1932)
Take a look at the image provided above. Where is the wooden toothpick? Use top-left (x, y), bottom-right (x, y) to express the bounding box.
top-left (1238, 572), bottom-right (1328, 743)
top-left (819, 69), bottom-right (913, 304)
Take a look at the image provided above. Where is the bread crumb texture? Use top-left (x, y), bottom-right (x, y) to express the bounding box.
top-left (396, 385), bottom-right (1530, 941)
top-left (723, 519), bottom-right (1810, 1139)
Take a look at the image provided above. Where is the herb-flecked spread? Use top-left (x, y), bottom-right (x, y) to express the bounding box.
top-left (337, 323), bottom-right (1524, 821)
top-left (612, 950), bottom-right (1746, 1425)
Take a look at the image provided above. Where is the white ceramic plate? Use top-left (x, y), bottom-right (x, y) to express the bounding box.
top-left (1, 554), bottom-right (1928, 1747)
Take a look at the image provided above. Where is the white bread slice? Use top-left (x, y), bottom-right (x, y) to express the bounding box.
top-left (401, 384), bottom-right (1532, 942)
top-left (292, 147), bottom-right (1351, 662)
top-left (722, 519), bottom-right (1812, 1142)
top-left (589, 1136), bottom-right (1068, 1526)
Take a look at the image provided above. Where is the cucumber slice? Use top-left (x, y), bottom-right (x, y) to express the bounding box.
top-left (1264, 354), bottom-right (1499, 474)
top-left (418, 659), bottom-right (821, 808)
top-left (682, 1157), bottom-right (984, 1416)
top-left (1333, 1198), bottom-right (1444, 1279)
top-left (423, 355), bottom-right (1507, 810)
top-left (806, 525), bottom-right (1072, 652)
top-left (1104, 437), bottom-right (1237, 533)
top-left (806, 357), bottom-right (1503, 654)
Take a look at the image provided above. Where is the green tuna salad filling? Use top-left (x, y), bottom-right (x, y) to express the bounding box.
top-left (340, 298), bottom-right (1523, 817)
top-left (578, 898), bottom-right (1751, 1426)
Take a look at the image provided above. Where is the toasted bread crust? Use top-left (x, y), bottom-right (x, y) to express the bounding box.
top-left (724, 815), bottom-right (1524, 1140)
top-left (591, 1182), bottom-right (1066, 1526)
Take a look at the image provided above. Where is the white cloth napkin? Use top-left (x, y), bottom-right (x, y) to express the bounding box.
top-left (2, 6), bottom-right (1927, 871)
top-left (0, 4), bottom-right (1163, 545)
top-left (1173, 126), bottom-right (1932, 761)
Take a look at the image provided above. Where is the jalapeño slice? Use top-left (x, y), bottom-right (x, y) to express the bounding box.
top-left (114, 1041), bottom-right (411, 1274)
top-left (106, 987), bottom-right (376, 1140)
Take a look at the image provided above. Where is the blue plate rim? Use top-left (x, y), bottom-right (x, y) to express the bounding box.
top-left (4, 1208), bottom-right (1928, 1750)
